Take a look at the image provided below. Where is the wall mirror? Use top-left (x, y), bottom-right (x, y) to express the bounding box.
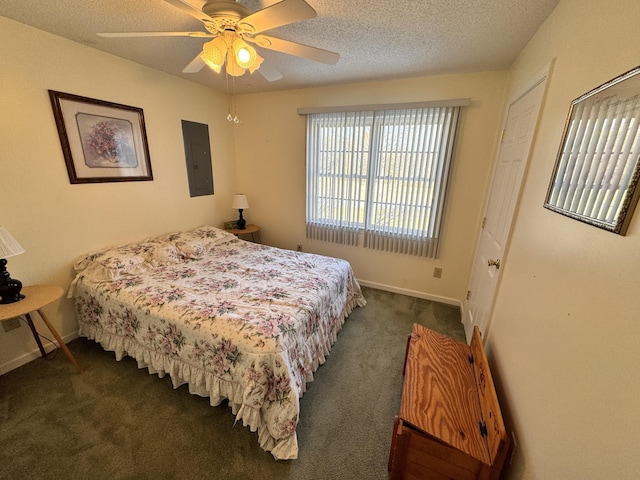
top-left (544, 66), bottom-right (640, 235)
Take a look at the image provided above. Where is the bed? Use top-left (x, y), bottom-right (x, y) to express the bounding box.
top-left (70, 225), bottom-right (366, 460)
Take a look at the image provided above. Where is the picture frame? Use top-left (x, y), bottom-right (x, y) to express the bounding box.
top-left (49, 90), bottom-right (153, 183)
top-left (543, 66), bottom-right (640, 235)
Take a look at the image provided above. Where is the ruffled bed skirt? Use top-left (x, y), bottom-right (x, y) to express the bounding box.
top-left (78, 294), bottom-right (366, 460)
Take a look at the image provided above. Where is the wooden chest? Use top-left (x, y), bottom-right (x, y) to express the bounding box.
top-left (388, 324), bottom-right (509, 480)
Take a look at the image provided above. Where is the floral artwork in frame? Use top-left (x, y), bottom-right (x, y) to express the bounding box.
top-left (49, 90), bottom-right (153, 183)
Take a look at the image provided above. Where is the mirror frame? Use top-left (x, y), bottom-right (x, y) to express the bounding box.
top-left (544, 66), bottom-right (640, 235)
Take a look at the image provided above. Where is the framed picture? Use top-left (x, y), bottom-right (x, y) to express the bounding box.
top-left (544, 65), bottom-right (640, 235)
top-left (49, 90), bottom-right (153, 183)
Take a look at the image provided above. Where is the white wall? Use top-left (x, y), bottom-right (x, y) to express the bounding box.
top-left (486, 0), bottom-right (640, 478)
top-left (0, 17), bottom-right (237, 373)
top-left (232, 71), bottom-right (508, 304)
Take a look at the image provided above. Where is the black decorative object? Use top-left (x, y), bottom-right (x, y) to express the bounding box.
top-left (0, 227), bottom-right (25, 304)
top-left (237, 210), bottom-right (246, 230)
top-left (0, 258), bottom-right (24, 304)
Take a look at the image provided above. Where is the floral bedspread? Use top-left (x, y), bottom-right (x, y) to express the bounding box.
top-left (71, 226), bottom-right (366, 460)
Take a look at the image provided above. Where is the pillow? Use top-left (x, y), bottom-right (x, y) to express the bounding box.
top-left (74, 241), bottom-right (156, 280)
top-left (163, 226), bottom-right (235, 259)
top-left (74, 226), bottom-right (234, 280)
top-left (147, 242), bottom-right (182, 266)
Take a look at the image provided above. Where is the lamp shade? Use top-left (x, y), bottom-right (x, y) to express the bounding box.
top-left (202, 36), bottom-right (228, 73)
top-left (231, 194), bottom-right (249, 210)
top-left (0, 227), bottom-right (25, 259)
top-left (232, 38), bottom-right (257, 69)
top-left (226, 56), bottom-right (246, 77)
top-left (248, 53), bottom-right (264, 74)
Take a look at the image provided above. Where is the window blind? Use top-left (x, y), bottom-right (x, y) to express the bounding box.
top-left (305, 105), bottom-right (461, 257)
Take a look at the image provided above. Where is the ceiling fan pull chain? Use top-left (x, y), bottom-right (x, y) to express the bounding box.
top-left (229, 72), bottom-right (239, 123)
top-left (225, 69), bottom-right (235, 122)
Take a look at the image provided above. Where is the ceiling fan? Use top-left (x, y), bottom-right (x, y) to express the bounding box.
top-left (97, 0), bottom-right (340, 82)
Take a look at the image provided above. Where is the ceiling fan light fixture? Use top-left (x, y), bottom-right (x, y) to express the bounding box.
top-left (202, 36), bottom-right (228, 72)
top-left (202, 57), bottom-right (222, 73)
top-left (248, 53), bottom-right (264, 74)
top-left (237, 46), bottom-right (251, 64)
top-left (226, 55), bottom-right (246, 77)
top-left (232, 37), bottom-right (257, 69)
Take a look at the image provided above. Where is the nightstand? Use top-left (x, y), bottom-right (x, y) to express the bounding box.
top-left (225, 224), bottom-right (261, 243)
top-left (0, 285), bottom-right (82, 373)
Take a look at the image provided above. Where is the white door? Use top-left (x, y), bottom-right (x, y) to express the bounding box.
top-left (463, 66), bottom-right (551, 343)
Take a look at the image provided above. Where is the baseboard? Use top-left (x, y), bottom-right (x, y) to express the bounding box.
top-left (357, 280), bottom-right (462, 309)
top-left (0, 330), bottom-right (79, 376)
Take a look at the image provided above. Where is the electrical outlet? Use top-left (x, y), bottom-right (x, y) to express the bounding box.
top-left (2, 317), bottom-right (21, 332)
top-left (433, 267), bottom-right (443, 278)
top-left (296, 244), bottom-right (302, 252)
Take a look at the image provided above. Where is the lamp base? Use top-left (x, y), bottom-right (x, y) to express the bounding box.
top-left (237, 209), bottom-right (246, 230)
top-left (0, 259), bottom-right (24, 304)
top-left (0, 291), bottom-right (25, 304)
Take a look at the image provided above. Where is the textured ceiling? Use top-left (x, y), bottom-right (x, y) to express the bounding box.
top-left (0, 0), bottom-right (560, 94)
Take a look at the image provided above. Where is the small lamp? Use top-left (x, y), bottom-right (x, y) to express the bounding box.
top-left (0, 227), bottom-right (25, 304)
top-left (231, 194), bottom-right (249, 230)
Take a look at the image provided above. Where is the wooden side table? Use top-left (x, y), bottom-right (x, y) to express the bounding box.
top-left (0, 285), bottom-right (82, 373)
top-left (225, 224), bottom-right (261, 243)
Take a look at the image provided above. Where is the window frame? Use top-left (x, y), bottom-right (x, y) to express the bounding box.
top-left (304, 101), bottom-right (466, 257)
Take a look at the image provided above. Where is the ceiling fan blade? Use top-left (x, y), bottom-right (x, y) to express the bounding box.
top-left (182, 53), bottom-right (207, 73)
top-left (239, 0), bottom-right (316, 34)
top-left (251, 35), bottom-right (339, 65)
top-left (163, 0), bottom-right (215, 24)
top-left (98, 31), bottom-right (214, 38)
top-left (257, 63), bottom-right (284, 82)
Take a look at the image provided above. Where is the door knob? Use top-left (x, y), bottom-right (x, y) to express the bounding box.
top-left (488, 259), bottom-right (501, 269)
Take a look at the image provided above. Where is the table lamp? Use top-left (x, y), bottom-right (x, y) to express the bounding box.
top-left (231, 194), bottom-right (249, 230)
top-left (0, 227), bottom-right (25, 304)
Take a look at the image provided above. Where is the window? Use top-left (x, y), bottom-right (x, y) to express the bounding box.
top-left (304, 104), bottom-right (463, 257)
